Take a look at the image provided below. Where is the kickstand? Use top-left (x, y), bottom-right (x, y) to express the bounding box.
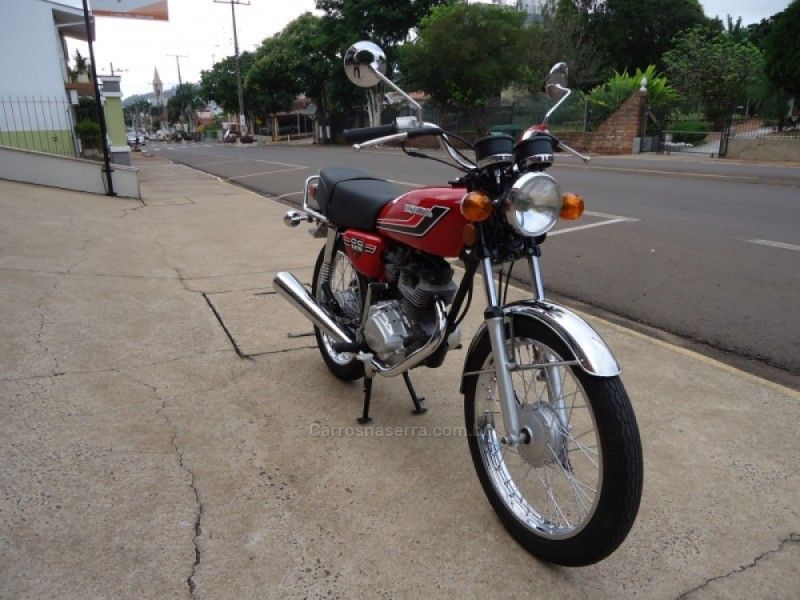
top-left (403, 371), bottom-right (427, 415)
top-left (357, 376), bottom-right (374, 424)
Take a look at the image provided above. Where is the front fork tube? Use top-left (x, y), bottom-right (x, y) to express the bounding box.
top-left (529, 254), bottom-right (569, 434)
top-left (481, 258), bottom-right (522, 443)
top-left (483, 255), bottom-right (568, 445)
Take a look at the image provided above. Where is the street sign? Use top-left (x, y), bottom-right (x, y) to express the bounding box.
top-left (91, 0), bottom-right (169, 21)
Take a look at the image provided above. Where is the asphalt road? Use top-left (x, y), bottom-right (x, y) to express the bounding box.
top-left (147, 141), bottom-right (800, 386)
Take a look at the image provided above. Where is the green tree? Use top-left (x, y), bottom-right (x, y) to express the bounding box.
top-left (246, 13), bottom-right (346, 133)
top-left (401, 2), bottom-right (529, 134)
top-left (167, 83), bottom-right (204, 129)
top-left (764, 0), bottom-right (800, 97)
top-left (583, 0), bottom-right (711, 72)
top-left (663, 27), bottom-right (765, 123)
top-left (525, 0), bottom-right (610, 90)
top-left (317, 0), bottom-right (451, 126)
top-left (200, 52), bottom-right (256, 116)
top-left (124, 98), bottom-right (152, 128)
top-left (317, 0), bottom-right (450, 48)
top-left (68, 49), bottom-right (89, 83)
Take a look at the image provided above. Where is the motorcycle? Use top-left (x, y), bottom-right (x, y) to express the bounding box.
top-left (273, 41), bottom-right (643, 566)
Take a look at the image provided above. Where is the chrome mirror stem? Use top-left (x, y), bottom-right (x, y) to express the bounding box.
top-left (543, 85), bottom-right (571, 126)
top-left (370, 68), bottom-right (424, 125)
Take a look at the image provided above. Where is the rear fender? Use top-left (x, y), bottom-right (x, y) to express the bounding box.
top-left (460, 300), bottom-right (620, 393)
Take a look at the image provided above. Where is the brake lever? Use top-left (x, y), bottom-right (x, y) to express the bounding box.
top-left (353, 132), bottom-right (409, 151)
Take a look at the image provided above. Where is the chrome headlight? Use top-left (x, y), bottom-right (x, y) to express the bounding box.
top-left (505, 172), bottom-right (561, 237)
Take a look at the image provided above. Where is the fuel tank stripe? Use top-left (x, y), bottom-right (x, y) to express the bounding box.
top-left (377, 206), bottom-right (451, 237)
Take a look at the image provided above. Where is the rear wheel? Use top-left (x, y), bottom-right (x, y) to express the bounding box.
top-left (311, 239), bottom-right (365, 381)
top-left (464, 316), bottom-right (643, 566)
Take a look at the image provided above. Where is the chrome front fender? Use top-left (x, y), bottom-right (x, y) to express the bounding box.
top-left (460, 301), bottom-right (620, 392)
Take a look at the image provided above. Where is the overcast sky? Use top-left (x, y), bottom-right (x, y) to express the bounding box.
top-left (66, 0), bottom-right (792, 98)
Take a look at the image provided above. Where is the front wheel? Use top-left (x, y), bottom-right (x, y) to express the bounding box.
top-left (464, 316), bottom-right (643, 566)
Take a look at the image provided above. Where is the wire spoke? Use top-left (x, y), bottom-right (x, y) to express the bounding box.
top-left (475, 334), bottom-right (601, 538)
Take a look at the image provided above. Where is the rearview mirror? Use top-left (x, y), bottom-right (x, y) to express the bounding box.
top-left (545, 62), bottom-right (569, 101)
top-left (344, 41), bottom-right (387, 88)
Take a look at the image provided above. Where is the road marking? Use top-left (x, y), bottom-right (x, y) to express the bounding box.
top-left (225, 166), bottom-right (308, 181)
top-left (584, 210), bottom-right (634, 220)
top-left (387, 179), bottom-right (423, 188)
top-left (554, 163), bottom-right (761, 183)
top-left (550, 216), bottom-right (638, 236)
top-left (457, 265), bottom-right (800, 401)
top-left (277, 191), bottom-right (303, 199)
top-left (746, 239), bottom-right (800, 252)
top-left (192, 159), bottom-right (243, 167)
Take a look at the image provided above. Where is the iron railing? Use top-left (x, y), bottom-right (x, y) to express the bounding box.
top-left (0, 95), bottom-right (83, 158)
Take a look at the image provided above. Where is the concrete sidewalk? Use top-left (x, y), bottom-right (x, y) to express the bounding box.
top-left (1, 155), bottom-right (798, 599)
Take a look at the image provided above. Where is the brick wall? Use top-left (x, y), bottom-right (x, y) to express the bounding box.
top-left (558, 91), bottom-right (647, 155)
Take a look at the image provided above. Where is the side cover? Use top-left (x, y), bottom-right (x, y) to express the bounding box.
top-left (342, 229), bottom-right (387, 280)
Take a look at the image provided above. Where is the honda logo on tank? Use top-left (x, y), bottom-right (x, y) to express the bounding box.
top-left (91, 0), bottom-right (169, 21)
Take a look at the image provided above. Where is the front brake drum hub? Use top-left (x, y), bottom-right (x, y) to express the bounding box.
top-left (518, 402), bottom-right (564, 467)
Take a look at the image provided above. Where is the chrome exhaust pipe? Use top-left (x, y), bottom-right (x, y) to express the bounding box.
top-left (272, 272), bottom-right (354, 345)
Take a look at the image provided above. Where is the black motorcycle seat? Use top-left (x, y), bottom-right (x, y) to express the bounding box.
top-left (316, 167), bottom-right (401, 231)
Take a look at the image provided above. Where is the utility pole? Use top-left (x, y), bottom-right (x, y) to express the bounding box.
top-left (167, 53), bottom-right (187, 87)
top-left (167, 53), bottom-right (188, 132)
top-left (80, 0), bottom-right (115, 196)
top-left (214, 0), bottom-right (250, 134)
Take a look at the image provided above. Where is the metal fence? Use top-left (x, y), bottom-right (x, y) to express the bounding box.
top-left (728, 115), bottom-right (800, 140)
top-left (426, 93), bottom-right (613, 140)
top-left (0, 96), bottom-right (80, 157)
top-left (367, 91), bottom-right (614, 142)
top-left (655, 110), bottom-right (800, 158)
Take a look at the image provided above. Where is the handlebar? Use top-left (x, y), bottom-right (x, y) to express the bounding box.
top-left (406, 125), bottom-right (443, 139)
top-left (343, 123), bottom-right (398, 144)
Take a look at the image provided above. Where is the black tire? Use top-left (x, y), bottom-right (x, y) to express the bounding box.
top-left (463, 316), bottom-right (643, 566)
top-left (311, 239), bottom-right (365, 381)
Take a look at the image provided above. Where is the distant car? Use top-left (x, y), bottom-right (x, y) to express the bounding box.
top-left (223, 130), bottom-right (240, 143)
top-left (127, 132), bottom-right (146, 147)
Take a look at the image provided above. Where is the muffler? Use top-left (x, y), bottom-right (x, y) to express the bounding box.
top-left (272, 272), bottom-right (354, 345)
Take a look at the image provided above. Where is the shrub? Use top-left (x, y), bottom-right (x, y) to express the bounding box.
top-left (588, 66), bottom-right (680, 133)
top-left (74, 119), bottom-right (101, 149)
top-left (669, 119), bottom-right (710, 144)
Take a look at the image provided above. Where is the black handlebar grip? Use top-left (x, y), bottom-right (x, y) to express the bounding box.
top-left (406, 126), bottom-right (444, 139)
top-left (343, 123), bottom-right (398, 143)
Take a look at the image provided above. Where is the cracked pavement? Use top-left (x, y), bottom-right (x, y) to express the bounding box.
top-left (1, 154), bottom-right (799, 598)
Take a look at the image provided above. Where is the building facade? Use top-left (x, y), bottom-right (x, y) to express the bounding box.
top-left (0, 0), bottom-right (92, 155)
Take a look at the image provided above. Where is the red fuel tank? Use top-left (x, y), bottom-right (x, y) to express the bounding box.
top-left (376, 187), bottom-right (468, 258)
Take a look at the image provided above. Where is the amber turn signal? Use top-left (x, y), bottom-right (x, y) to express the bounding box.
top-left (560, 193), bottom-right (584, 220)
top-left (460, 191), bottom-right (493, 222)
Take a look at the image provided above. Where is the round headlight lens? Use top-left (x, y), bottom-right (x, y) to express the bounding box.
top-left (505, 172), bottom-right (562, 237)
